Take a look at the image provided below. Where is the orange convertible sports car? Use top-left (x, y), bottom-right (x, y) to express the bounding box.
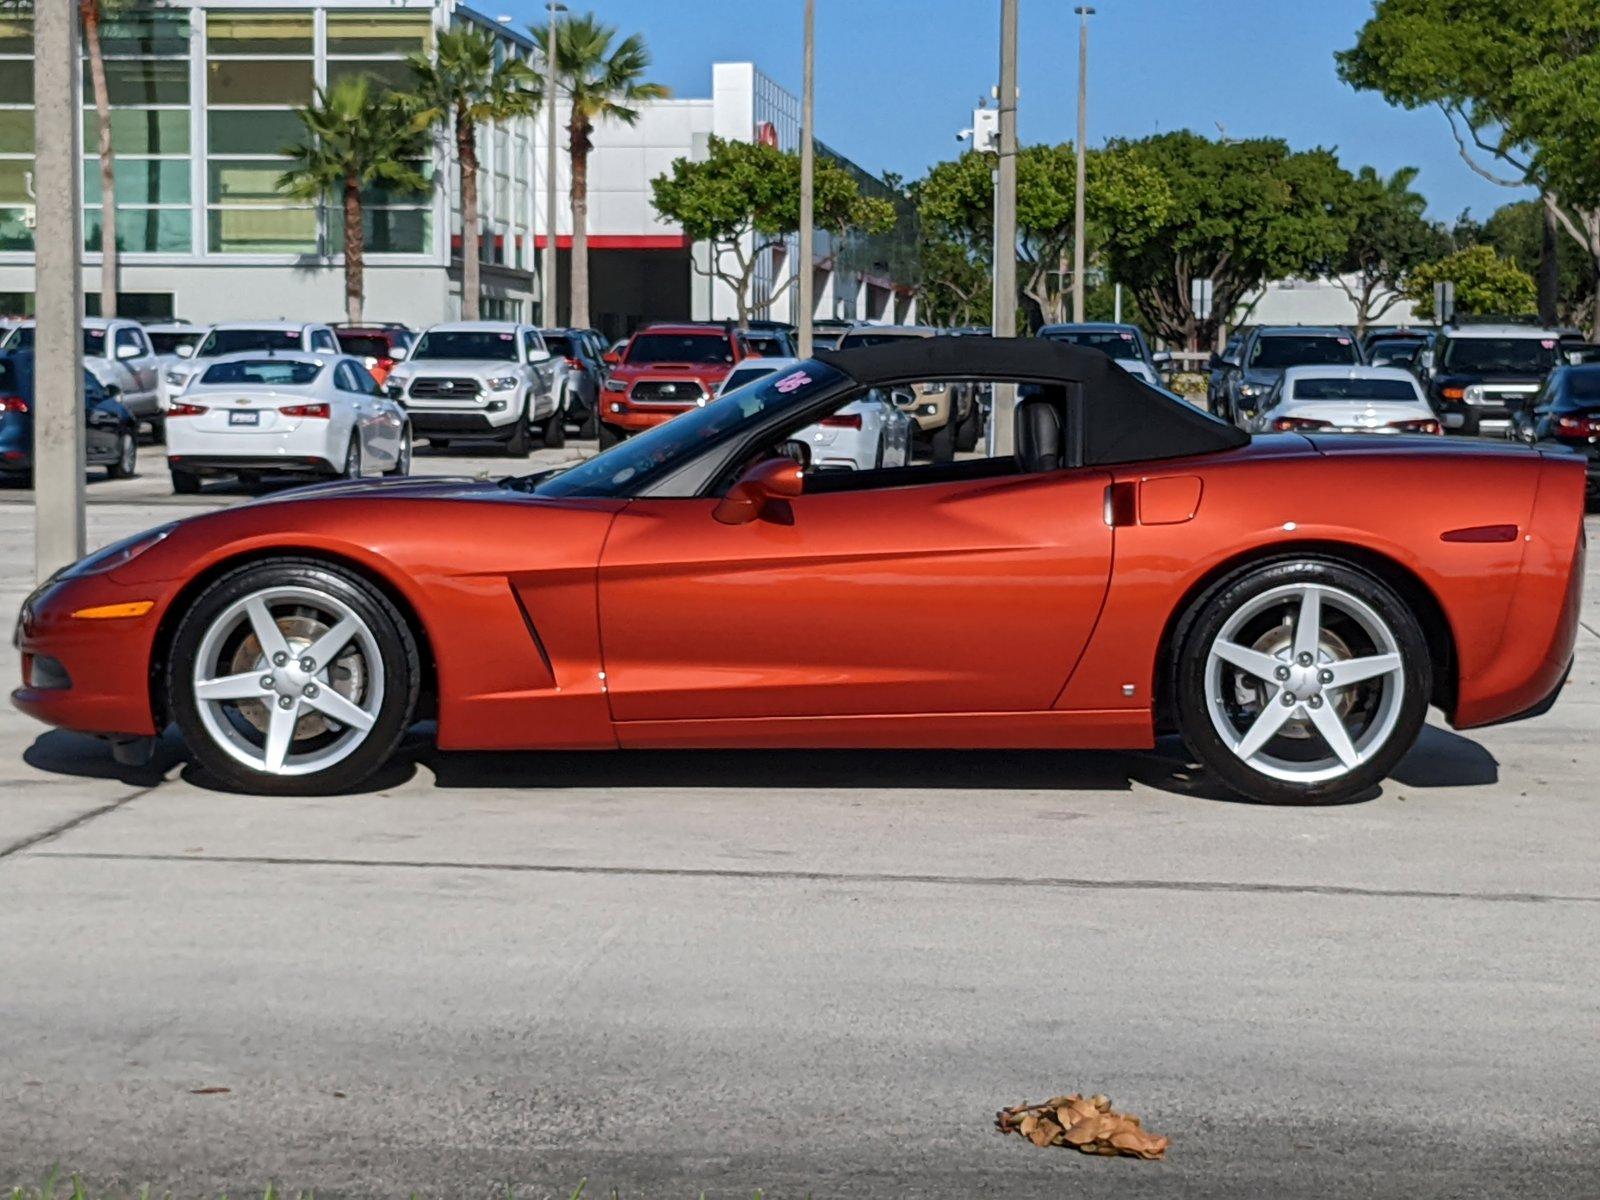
top-left (14, 338), bottom-right (1586, 804)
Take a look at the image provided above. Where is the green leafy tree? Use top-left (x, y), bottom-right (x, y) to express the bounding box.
top-left (650, 135), bottom-right (897, 326)
top-left (278, 76), bottom-right (432, 324)
top-left (409, 26), bottom-right (540, 320)
top-left (916, 144), bottom-right (1171, 330)
top-left (1331, 166), bottom-right (1452, 337)
top-left (1481, 199), bottom-right (1598, 329)
top-left (532, 13), bottom-right (667, 328)
top-left (1337, 0), bottom-right (1600, 335)
top-left (915, 232), bottom-right (991, 328)
top-left (1100, 132), bottom-right (1357, 349)
top-left (1406, 244), bottom-right (1537, 320)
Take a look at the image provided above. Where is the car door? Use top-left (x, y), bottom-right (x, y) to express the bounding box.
top-left (596, 467), bottom-right (1115, 724)
top-left (331, 362), bottom-right (379, 466)
top-left (351, 359), bottom-right (401, 465)
top-left (82, 370), bottom-right (119, 461)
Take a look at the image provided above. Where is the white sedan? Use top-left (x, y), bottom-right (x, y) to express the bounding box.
top-left (165, 353), bottom-right (411, 494)
top-left (717, 356), bottom-right (915, 471)
top-left (1250, 366), bottom-right (1442, 435)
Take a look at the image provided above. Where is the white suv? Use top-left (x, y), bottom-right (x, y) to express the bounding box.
top-left (384, 321), bottom-right (562, 454)
top-left (164, 321), bottom-right (341, 405)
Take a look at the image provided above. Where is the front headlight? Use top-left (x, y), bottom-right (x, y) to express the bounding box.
top-left (603, 379), bottom-right (627, 393)
top-left (57, 523), bottom-right (176, 580)
top-left (1463, 384), bottom-right (1486, 402)
top-left (488, 376), bottom-right (519, 391)
top-left (165, 369), bottom-right (189, 388)
top-left (1239, 383), bottom-right (1264, 398)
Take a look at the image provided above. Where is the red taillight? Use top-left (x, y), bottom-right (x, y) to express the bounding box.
top-left (1555, 414), bottom-right (1600, 436)
top-left (821, 413), bottom-right (863, 429)
top-left (167, 402), bottom-right (208, 417)
top-left (1271, 416), bottom-right (1330, 431)
top-left (280, 403), bottom-right (330, 419)
top-left (0, 395), bottom-right (28, 413)
top-left (1394, 418), bottom-right (1443, 435)
top-left (564, 357), bottom-right (584, 372)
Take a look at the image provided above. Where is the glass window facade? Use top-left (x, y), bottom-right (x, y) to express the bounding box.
top-left (1, 9), bottom-right (33, 251)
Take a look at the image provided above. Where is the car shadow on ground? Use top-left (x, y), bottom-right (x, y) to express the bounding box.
top-left (22, 722), bottom-right (1498, 806)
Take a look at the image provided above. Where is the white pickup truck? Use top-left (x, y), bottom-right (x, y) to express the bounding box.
top-left (384, 321), bottom-right (564, 454)
top-left (0, 316), bottom-right (163, 431)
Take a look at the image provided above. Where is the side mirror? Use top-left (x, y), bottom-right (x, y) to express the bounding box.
top-left (115, 342), bottom-right (140, 360)
top-left (1153, 351), bottom-right (1173, 366)
top-left (389, 345), bottom-right (408, 362)
top-left (175, 343), bottom-right (194, 358)
top-left (604, 349), bottom-right (622, 366)
top-left (529, 348), bottom-right (551, 364)
top-left (713, 456), bottom-right (805, 525)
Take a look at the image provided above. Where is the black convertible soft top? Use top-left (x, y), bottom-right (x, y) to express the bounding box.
top-left (815, 336), bottom-right (1248, 465)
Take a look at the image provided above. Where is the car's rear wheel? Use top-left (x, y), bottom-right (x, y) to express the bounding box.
top-left (385, 425), bottom-right (413, 477)
top-left (1175, 558), bottom-right (1430, 805)
top-left (107, 431), bottom-right (137, 479)
top-left (171, 467), bottom-right (200, 495)
top-left (168, 560), bottom-right (419, 795)
top-left (577, 406), bottom-right (598, 439)
top-left (341, 436), bottom-right (362, 479)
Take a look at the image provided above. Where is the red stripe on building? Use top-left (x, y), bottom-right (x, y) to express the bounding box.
top-left (533, 234), bottom-right (690, 250)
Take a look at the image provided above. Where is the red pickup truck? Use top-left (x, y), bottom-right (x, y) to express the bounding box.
top-left (599, 323), bottom-right (753, 446)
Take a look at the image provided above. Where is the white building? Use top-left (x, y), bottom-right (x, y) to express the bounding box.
top-left (0, 2), bottom-right (915, 337)
top-left (1242, 275), bottom-right (1422, 330)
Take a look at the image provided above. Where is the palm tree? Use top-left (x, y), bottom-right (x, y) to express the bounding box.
top-left (79, 0), bottom-right (126, 316)
top-left (279, 76), bottom-right (432, 324)
top-left (533, 14), bottom-right (666, 329)
top-left (408, 26), bottom-right (540, 321)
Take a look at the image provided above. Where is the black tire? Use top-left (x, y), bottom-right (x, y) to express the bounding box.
top-left (506, 408), bottom-right (532, 457)
top-left (929, 413), bottom-right (957, 462)
top-left (171, 468), bottom-right (200, 495)
top-left (541, 400), bottom-right (566, 449)
top-left (1173, 557), bottom-right (1431, 806)
top-left (145, 416), bottom-right (166, 445)
top-left (598, 422), bottom-right (624, 449)
top-left (385, 425), bottom-right (413, 477)
top-left (577, 407), bottom-right (598, 439)
top-left (167, 558), bottom-right (420, 796)
top-left (954, 394), bottom-right (981, 452)
top-left (341, 436), bottom-right (362, 479)
top-left (107, 431), bottom-right (137, 480)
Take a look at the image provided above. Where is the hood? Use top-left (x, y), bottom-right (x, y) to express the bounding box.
top-left (610, 359), bottom-right (733, 384)
top-left (1432, 370), bottom-right (1548, 386)
top-left (1241, 368), bottom-right (1283, 386)
top-left (241, 474), bottom-right (496, 506)
top-left (393, 358), bottom-right (522, 377)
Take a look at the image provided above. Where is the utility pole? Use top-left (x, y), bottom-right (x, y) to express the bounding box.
top-left (1072, 6), bottom-right (1094, 323)
top-left (796, 0), bottom-right (816, 358)
top-left (989, 0), bottom-right (1019, 456)
top-left (541, 1), bottom-right (565, 327)
top-left (34, 0), bottom-right (85, 582)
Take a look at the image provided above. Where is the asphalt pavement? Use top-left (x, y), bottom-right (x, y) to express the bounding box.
top-left (1, 448), bottom-right (1597, 1199)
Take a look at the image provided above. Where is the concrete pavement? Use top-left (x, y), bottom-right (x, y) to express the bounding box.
top-left (1, 481), bottom-right (1597, 1199)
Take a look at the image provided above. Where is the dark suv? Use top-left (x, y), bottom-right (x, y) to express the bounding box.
top-left (1509, 363), bottom-right (1600, 505)
top-left (1217, 326), bottom-right (1363, 425)
top-left (1418, 323), bottom-right (1564, 436)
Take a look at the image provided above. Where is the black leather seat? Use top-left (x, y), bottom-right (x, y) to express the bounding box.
top-left (1016, 395), bottom-right (1065, 473)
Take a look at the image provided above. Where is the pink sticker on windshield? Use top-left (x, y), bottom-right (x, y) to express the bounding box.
top-left (1337, 337), bottom-right (1351, 345)
top-left (1541, 339), bottom-right (1558, 349)
top-left (773, 370), bottom-right (812, 393)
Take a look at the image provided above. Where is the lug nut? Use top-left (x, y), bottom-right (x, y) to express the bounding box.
top-left (1297, 652), bottom-right (1314, 667)
top-left (1282, 692), bottom-right (1297, 706)
top-left (1319, 668), bottom-right (1334, 684)
top-left (1274, 665), bottom-right (1291, 681)
top-left (303, 683), bottom-right (319, 698)
top-left (277, 695), bottom-right (294, 709)
top-left (259, 675), bottom-right (274, 689)
top-left (299, 656), bottom-right (315, 672)
top-left (272, 652), bottom-right (288, 666)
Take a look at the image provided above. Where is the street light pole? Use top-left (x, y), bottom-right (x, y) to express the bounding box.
top-left (797, 0), bottom-right (815, 358)
top-left (989, 0), bottom-right (1019, 456)
top-left (1072, 6), bottom-right (1094, 324)
top-left (34, 0), bottom-right (85, 582)
top-left (541, 1), bottom-right (565, 328)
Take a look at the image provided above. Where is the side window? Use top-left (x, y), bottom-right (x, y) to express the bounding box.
top-left (83, 370), bottom-right (104, 399)
top-left (333, 362), bottom-right (359, 393)
top-left (523, 331), bottom-right (544, 362)
top-left (350, 361), bottom-right (381, 395)
top-left (115, 326), bottom-right (141, 356)
top-left (313, 329), bottom-right (337, 353)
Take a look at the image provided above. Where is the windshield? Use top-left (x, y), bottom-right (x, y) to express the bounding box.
top-left (200, 360), bottom-right (323, 387)
top-left (411, 330), bottom-right (520, 362)
top-left (1566, 370), bottom-right (1600, 404)
top-left (1291, 378), bottom-right (1418, 401)
top-left (542, 333), bottom-right (576, 357)
top-left (337, 334), bottom-right (396, 359)
top-left (199, 328), bottom-right (304, 357)
top-left (837, 331), bottom-right (926, 349)
top-left (1442, 337), bottom-right (1559, 374)
top-left (1250, 335), bottom-right (1358, 369)
top-left (1366, 341), bottom-right (1419, 367)
top-left (625, 333), bottom-right (734, 365)
top-left (149, 331), bottom-right (201, 355)
top-left (1043, 329), bottom-right (1144, 361)
top-left (533, 362), bottom-right (845, 498)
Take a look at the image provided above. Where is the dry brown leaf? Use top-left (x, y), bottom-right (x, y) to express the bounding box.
top-left (997, 1091), bottom-right (1167, 1161)
top-left (1028, 1118), bottom-right (1062, 1148)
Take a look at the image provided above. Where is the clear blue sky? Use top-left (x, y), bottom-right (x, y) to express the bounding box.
top-left (492, 0), bottom-right (1533, 221)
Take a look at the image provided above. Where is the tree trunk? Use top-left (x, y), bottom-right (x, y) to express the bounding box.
top-left (1538, 202), bottom-right (1560, 327)
top-left (569, 116), bottom-right (591, 329)
top-left (343, 176), bottom-right (365, 325)
top-left (82, 1), bottom-right (117, 317)
top-left (457, 108), bottom-right (481, 321)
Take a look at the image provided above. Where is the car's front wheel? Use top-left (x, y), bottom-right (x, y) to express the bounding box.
top-left (167, 559), bottom-right (419, 795)
top-left (1174, 558), bottom-right (1430, 805)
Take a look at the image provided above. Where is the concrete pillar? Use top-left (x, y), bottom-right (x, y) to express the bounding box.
top-left (33, 0), bottom-right (86, 582)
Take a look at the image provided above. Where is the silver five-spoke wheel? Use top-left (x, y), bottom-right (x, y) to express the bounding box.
top-left (190, 585), bottom-right (385, 777)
